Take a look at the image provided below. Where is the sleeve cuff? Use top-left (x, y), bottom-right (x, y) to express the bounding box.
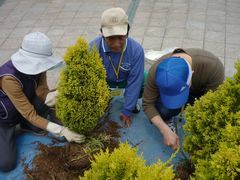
top-left (121, 109), bottom-right (132, 117)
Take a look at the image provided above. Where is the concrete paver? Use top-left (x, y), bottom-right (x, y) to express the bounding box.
top-left (0, 0), bottom-right (240, 87)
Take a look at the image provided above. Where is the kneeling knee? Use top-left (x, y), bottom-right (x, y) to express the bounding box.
top-left (0, 157), bottom-right (16, 172)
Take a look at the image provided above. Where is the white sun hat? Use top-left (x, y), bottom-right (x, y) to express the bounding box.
top-left (11, 32), bottom-right (63, 75)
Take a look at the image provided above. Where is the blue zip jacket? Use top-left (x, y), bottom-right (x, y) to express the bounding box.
top-left (90, 36), bottom-right (144, 116)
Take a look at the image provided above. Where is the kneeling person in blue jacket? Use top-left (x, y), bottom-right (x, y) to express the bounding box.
top-left (90, 7), bottom-right (144, 127)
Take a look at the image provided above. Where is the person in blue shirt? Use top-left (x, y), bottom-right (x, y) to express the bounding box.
top-left (90, 7), bottom-right (144, 127)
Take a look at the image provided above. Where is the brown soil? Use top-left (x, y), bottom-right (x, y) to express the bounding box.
top-left (175, 159), bottom-right (195, 180)
top-left (24, 119), bottom-right (121, 180)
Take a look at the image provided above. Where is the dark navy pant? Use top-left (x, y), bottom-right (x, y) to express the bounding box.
top-left (0, 97), bottom-right (58, 172)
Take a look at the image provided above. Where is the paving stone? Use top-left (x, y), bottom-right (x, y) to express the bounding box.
top-left (205, 31), bottom-right (225, 43)
top-left (226, 24), bottom-right (240, 34)
top-left (145, 27), bottom-right (165, 37)
top-left (0, 38), bottom-right (5, 47)
top-left (142, 37), bottom-right (163, 50)
top-left (0, 1), bottom-right (18, 10)
top-left (1, 21), bottom-right (19, 29)
top-left (226, 16), bottom-right (240, 25)
top-left (226, 33), bottom-right (240, 45)
top-left (130, 27), bottom-right (146, 37)
top-left (16, 19), bottom-right (38, 28)
top-left (161, 37), bottom-right (183, 49)
top-left (206, 10), bottom-right (225, 16)
top-left (48, 35), bottom-right (61, 48)
top-left (0, 0), bottom-right (239, 83)
top-left (186, 20), bottom-right (205, 30)
top-left (129, 36), bottom-right (143, 45)
top-left (0, 29), bottom-right (13, 38)
top-left (30, 27), bottom-right (50, 34)
top-left (71, 17), bottom-right (91, 26)
top-left (207, 15), bottom-right (226, 24)
top-left (187, 13), bottom-right (206, 22)
top-left (168, 13), bottom-right (187, 20)
top-left (0, 38), bottom-right (22, 50)
top-left (57, 12), bottom-right (76, 19)
top-left (81, 32), bottom-right (99, 42)
top-left (134, 12), bottom-right (151, 19)
top-left (225, 44), bottom-right (240, 59)
top-left (75, 11), bottom-right (98, 18)
top-left (148, 18), bottom-right (167, 27)
top-left (184, 29), bottom-right (204, 41)
top-left (182, 39), bottom-right (203, 49)
top-left (225, 57), bottom-right (238, 77)
top-left (151, 12), bottom-right (168, 19)
top-left (165, 28), bottom-right (185, 38)
top-left (57, 35), bottom-right (78, 48)
top-left (35, 18), bottom-right (55, 27)
top-left (9, 27), bottom-right (31, 38)
top-left (84, 25), bottom-right (100, 36)
top-left (206, 22), bottom-right (225, 32)
top-left (204, 41), bottom-right (225, 58)
top-left (0, 49), bottom-right (16, 65)
top-left (166, 19), bottom-right (186, 28)
top-left (4, 14), bottom-right (23, 22)
top-left (52, 18), bottom-right (73, 26)
top-left (63, 26), bottom-right (85, 36)
top-left (47, 27), bottom-right (66, 37)
top-left (132, 17), bottom-right (150, 26)
top-left (62, 2), bottom-right (82, 12)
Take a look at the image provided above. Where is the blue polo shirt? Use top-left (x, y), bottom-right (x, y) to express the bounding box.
top-left (90, 36), bottom-right (144, 116)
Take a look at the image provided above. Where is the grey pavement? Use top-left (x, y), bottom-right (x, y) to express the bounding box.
top-left (0, 0), bottom-right (240, 89)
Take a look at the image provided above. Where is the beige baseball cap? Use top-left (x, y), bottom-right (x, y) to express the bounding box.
top-left (101, 7), bottom-right (129, 37)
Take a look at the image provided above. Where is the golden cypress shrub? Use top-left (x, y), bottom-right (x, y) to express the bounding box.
top-left (80, 143), bottom-right (175, 180)
top-left (183, 60), bottom-right (240, 178)
top-left (195, 124), bottom-right (240, 179)
top-left (56, 37), bottom-right (110, 134)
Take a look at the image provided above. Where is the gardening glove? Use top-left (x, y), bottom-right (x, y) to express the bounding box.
top-left (162, 127), bottom-right (180, 150)
top-left (45, 90), bottom-right (58, 107)
top-left (46, 122), bottom-right (86, 143)
top-left (120, 113), bottom-right (132, 127)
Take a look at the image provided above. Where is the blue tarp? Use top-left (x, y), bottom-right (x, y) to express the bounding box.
top-left (0, 97), bottom-right (187, 179)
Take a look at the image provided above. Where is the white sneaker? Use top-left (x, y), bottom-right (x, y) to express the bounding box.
top-left (166, 117), bottom-right (176, 133)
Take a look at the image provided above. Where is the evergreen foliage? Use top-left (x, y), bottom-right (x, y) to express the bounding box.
top-left (80, 143), bottom-right (175, 180)
top-left (56, 37), bottom-right (110, 134)
top-left (183, 60), bottom-right (240, 178)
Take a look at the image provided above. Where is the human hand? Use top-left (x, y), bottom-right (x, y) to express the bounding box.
top-left (60, 127), bottom-right (86, 143)
top-left (162, 127), bottom-right (180, 150)
top-left (45, 90), bottom-right (58, 107)
top-left (46, 122), bottom-right (85, 143)
top-left (120, 113), bottom-right (132, 127)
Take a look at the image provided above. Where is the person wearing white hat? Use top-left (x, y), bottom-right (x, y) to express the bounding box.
top-left (90, 7), bottom-right (145, 127)
top-left (0, 32), bottom-right (85, 172)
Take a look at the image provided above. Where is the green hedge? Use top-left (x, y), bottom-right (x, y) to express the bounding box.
top-left (80, 143), bottom-right (175, 180)
top-left (183, 60), bottom-right (240, 178)
top-left (56, 37), bottom-right (110, 134)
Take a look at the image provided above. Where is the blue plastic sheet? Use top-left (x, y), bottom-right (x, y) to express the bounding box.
top-left (0, 96), bottom-right (187, 179)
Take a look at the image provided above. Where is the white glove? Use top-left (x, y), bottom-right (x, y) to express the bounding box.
top-left (46, 122), bottom-right (86, 143)
top-left (45, 90), bottom-right (58, 107)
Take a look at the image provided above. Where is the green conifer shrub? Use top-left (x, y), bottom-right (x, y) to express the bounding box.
top-left (195, 124), bottom-right (240, 179)
top-left (56, 37), bottom-right (110, 134)
top-left (183, 60), bottom-right (240, 178)
top-left (80, 143), bottom-right (175, 180)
